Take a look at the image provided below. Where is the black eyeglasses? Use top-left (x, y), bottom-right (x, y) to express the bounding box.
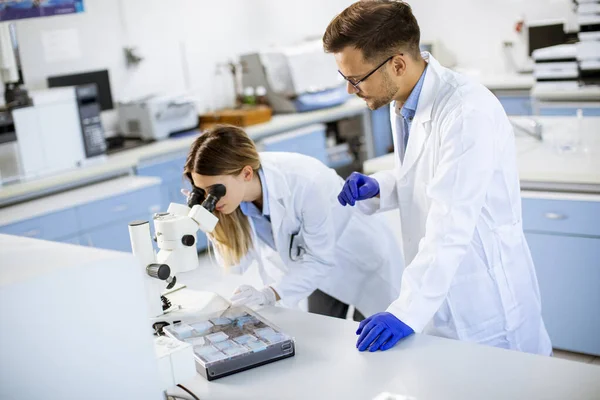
top-left (338, 55), bottom-right (396, 92)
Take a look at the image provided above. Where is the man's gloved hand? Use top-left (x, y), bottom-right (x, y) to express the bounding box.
top-left (230, 285), bottom-right (277, 308)
top-left (356, 312), bottom-right (414, 352)
top-left (338, 172), bottom-right (379, 206)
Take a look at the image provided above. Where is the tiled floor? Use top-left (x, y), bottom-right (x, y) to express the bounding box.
top-left (553, 349), bottom-right (599, 365)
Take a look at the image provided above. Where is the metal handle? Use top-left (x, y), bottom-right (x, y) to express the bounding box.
top-left (84, 234), bottom-right (93, 247)
top-left (112, 204), bottom-right (128, 213)
top-left (544, 212), bottom-right (567, 220)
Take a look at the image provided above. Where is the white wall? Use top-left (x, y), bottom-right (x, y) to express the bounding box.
top-left (12, 0), bottom-right (354, 133)
top-left (10, 0), bottom-right (573, 132)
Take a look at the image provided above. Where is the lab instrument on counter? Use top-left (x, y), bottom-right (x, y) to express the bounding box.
top-left (162, 306), bottom-right (296, 381)
top-left (528, 20), bottom-right (567, 56)
top-left (0, 86), bottom-right (106, 183)
top-left (532, 11), bottom-right (600, 98)
top-left (241, 39), bottom-right (349, 113)
top-left (117, 94), bottom-right (198, 141)
top-left (576, 4), bottom-right (600, 86)
top-left (128, 184), bottom-right (226, 318)
top-left (48, 69), bottom-right (114, 111)
top-left (0, 23), bottom-right (30, 109)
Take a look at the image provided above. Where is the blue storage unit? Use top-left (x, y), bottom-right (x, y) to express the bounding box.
top-left (260, 124), bottom-right (329, 165)
top-left (538, 107), bottom-right (600, 117)
top-left (525, 233), bottom-right (600, 356)
top-left (0, 178), bottom-right (163, 253)
top-left (497, 95), bottom-right (533, 116)
top-left (0, 208), bottom-right (78, 242)
top-left (77, 184), bottom-right (162, 252)
top-left (522, 195), bottom-right (600, 356)
top-left (370, 106), bottom-right (393, 157)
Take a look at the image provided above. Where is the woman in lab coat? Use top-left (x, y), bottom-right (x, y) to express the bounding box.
top-left (324, 0), bottom-right (552, 354)
top-left (182, 124), bottom-right (403, 320)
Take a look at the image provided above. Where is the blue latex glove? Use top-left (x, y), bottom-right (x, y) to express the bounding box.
top-left (338, 172), bottom-right (379, 206)
top-left (356, 312), bottom-right (414, 352)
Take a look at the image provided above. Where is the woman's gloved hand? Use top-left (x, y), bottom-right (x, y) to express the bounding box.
top-left (230, 285), bottom-right (278, 308)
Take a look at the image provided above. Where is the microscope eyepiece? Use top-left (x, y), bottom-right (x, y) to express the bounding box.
top-left (187, 187), bottom-right (206, 208)
top-left (201, 184), bottom-right (226, 213)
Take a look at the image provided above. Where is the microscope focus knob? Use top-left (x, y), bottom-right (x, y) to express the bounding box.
top-left (147, 263), bottom-right (170, 280)
top-left (181, 234), bottom-right (195, 247)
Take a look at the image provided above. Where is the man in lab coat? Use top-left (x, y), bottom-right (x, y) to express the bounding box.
top-left (324, 0), bottom-right (552, 355)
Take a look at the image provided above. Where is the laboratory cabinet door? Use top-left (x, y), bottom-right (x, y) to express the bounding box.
top-left (80, 217), bottom-right (146, 253)
top-left (526, 232), bottom-right (600, 356)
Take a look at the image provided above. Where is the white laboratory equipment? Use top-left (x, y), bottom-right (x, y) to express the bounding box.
top-left (241, 39), bottom-right (349, 113)
top-left (128, 184), bottom-right (225, 318)
top-left (0, 87), bottom-right (107, 183)
top-left (552, 109), bottom-right (584, 154)
top-left (117, 94), bottom-right (198, 141)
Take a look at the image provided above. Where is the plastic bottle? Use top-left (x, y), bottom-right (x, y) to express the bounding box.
top-left (243, 87), bottom-right (256, 106)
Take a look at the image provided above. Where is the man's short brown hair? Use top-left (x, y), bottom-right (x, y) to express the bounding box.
top-left (323, 0), bottom-right (421, 61)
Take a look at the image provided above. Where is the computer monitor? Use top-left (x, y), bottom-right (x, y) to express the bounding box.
top-left (47, 69), bottom-right (114, 111)
top-left (528, 22), bottom-right (566, 56)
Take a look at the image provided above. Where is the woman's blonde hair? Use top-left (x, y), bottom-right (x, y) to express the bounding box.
top-left (184, 125), bottom-right (260, 267)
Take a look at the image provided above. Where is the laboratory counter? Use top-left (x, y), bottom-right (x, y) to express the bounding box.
top-left (531, 84), bottom-right (600, 102)
top-left (163, 262), bottom-right (600, 400)
top-left (173, 300), bottom-right (600, 400)
top-left (364, 116), bottom-right (600, 194)
top-left (470, 72), bottom-right (535, 91)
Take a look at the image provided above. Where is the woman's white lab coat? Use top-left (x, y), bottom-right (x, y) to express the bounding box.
top-left (212, 152), bottom-right (404, 316)
top-left (358, 53), bottom-right (552, 355)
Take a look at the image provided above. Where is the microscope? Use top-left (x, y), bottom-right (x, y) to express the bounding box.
top-left (128, 184), bottom-right (226, 318)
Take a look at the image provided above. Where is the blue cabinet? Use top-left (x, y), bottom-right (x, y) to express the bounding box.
top-left (538, 107), bottom-right (600, 117)
top-left (77, 185), bottom-right (162, 232)
top-left (525, 233), bottom-right (600, 355)
top-left (81, 215), bottom-right (149, 253)
top-left (370, 106), bottom-right (393, 157)
top-left (260, 124), bottom-right (329, 165)
top-left (0, 208), bottom-right (78, 241)
top-left (0, 178), bottom-right (163, 253)
top-left (522, 195), bottom-right (600, 355)
top-left (497, 95), bottom-right (533, 116)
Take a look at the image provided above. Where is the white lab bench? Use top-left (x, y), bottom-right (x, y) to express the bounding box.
top-left (2, 231), bottom-right (599, 400)
top-left (171, 301), bottom-right (600, 400)
top-left (363, 116), bottom-right (600, 356)
top-left (165, 264), bottom-right (600, 399)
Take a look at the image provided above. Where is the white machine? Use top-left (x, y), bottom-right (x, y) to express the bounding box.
top-left (128, 184), bottom-right (225, 318)
top-left (577, 2), bottom-right (600, 86)
top-left (0, 87), bottom-right (106, 183)
top-left (241, 39), bottom-right (349, 113)
top-left (118, 94), bottom-right (198, 141)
